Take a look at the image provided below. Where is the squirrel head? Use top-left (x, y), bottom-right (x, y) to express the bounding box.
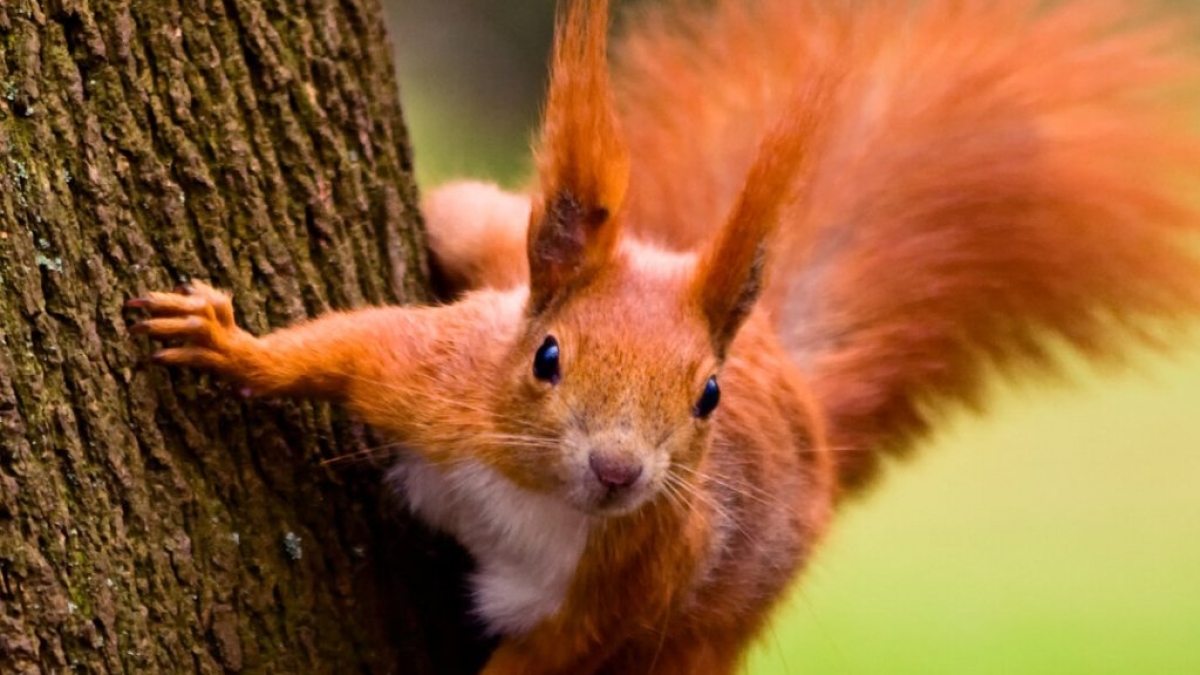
top-left (480, 0), bottom-right (815, 516)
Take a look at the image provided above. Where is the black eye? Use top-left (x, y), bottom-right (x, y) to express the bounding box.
top-left (693, 376), bottom-right (720, 418)
top-left (533, 336), bottom-right (561, 384)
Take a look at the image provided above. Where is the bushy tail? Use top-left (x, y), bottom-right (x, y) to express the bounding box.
top-left (615, 0), bottom-right (1200, 491)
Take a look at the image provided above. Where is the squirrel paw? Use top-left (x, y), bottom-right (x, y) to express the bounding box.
top-left (126, 282), bottom-right (255, 380)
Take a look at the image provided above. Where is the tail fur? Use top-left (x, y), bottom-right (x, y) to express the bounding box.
top-left (615, 0), bottom-right (1200, 490)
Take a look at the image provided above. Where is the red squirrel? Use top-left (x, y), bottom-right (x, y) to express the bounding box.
top-left (128, 0), bottom-right (1200, 672)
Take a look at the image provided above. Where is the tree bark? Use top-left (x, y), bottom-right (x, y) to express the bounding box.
top-left (0, 0), bottom-right (489, 672)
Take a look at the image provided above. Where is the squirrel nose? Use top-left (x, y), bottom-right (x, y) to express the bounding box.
top-left (588, 452), bottom-right (643, 490)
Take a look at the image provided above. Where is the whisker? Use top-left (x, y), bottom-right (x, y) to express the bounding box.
top-left (674, 463), bottom-right (787, 512)
top-left (338, 369), bottom-right (558, 433)
top-left (667, 472), bottom-right (758, 545)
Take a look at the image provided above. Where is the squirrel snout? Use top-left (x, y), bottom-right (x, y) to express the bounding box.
top-left (588, 452), bottom-right (643, 490)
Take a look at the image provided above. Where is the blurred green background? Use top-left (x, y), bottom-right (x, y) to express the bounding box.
top-left (383, 2), bottom-right (1200, 673)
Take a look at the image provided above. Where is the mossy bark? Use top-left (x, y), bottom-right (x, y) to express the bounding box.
top-left (0, 0), bottom-right (489, 672)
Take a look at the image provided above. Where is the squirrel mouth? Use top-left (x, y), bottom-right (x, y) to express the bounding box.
top-left (582, 483), bottom-right (652, 518)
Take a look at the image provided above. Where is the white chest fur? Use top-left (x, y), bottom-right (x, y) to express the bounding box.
top-left (388, 456), bottom-right (591, 636)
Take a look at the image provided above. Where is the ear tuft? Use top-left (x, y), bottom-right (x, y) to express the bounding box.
top-left (694, 222), bottom-right (774, 356)
top-left (528, 0), bottom-right (629, 314)
top-left (692, 82), bottom-right (835, 355)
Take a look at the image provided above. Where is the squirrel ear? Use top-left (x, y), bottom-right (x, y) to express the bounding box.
top-left (692, 95), bottom-right (829, 355)
top-left (528, 0), bottom-right (629, 314)
top-left (691, 209), bottom-right (774, 358)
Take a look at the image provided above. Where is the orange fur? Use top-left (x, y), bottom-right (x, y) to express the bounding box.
top-left (131, 0), bottom-right (1200, 672)
top-left (424, 181), bottom-right (531, 293)
top-left (528, 0), bottom-right (630, 314)
top-left (616, 0), bottom-right (1200, 489)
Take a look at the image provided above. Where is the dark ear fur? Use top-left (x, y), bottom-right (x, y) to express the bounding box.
top-left (528, 0), bottom-right (629, 314)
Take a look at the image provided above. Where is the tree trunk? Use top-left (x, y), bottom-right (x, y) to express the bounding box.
top-left (0, 0), bottom-right (489, 672)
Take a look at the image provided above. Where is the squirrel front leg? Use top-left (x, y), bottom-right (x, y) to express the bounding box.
top-left (481, 616), bottom-right (743, 675)
top-left (480, 627), bottom-right (606, 675)
top-left (129, 282), bottom-right (407, 400)
top-left (129, 282), bottom-right (350, 399)
top-left (128, 282), bottom-right (520, 451)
